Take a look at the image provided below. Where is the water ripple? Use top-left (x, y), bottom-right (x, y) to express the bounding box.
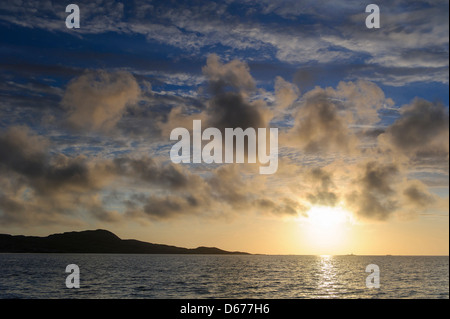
top-left (0, 254), bottom-right (448, 299)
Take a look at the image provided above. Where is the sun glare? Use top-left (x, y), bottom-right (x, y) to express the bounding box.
top-left (303, 205), bottom-right (353, 253)
top-left (308, 206), bottom-right (348, 229)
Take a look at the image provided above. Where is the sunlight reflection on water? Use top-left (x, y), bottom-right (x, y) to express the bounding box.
top-left (0, 254), bottom-right (448, 299)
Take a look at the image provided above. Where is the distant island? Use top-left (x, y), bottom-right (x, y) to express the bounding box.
top-left (0, 229), bottom-right (250, 255)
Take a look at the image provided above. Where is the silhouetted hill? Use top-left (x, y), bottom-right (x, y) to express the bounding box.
top-left (0, 229), bottom-right (249, 254)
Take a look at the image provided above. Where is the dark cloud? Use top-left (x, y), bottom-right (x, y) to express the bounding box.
top-left (140, 194), bottom-right (202, 220)
top-left (346, 161), bottom-right (400, 221)
top-left (254, 197), bottom-right (306, 216)
top-left (122, 161), bottom-right (309, 221)
top-left (0, 122), bottom-right (268, 225)
top-left (0, 126), bottom-right (113, 195)
top-left (0, 190), bottom-right (88, 227)
top-left (0, 126), bottom-right (49, 179)
top-left (307, 191), bottom-right (338, 207)
top-left (0, 126), bottom-right (204, 225)
top-left (288, 90), bottom-right (356, 153)
top-left (203, 54), bottom-right (270, 130)
top-left (157, 55), bottom-right (271, 142)
top-left (309, 167), bottom-right (334, 189)
top-left (347, 191), bottom-right (398, 221)
top-left (0, 194), bottom-right (27, 225)
top-left (402, 181), bottom-right (435, 209)
top-left (380, 98), bottom-right (449, 158)
top-left (113, 157), bottom-right (201, 190)
top-left (305, 168), bottom-right (338, 207)
top-left (346, 170), bottom-right (442, 221)
top-left (206, 165), bottom-right (249, 208)
top-left (207, 92), bottom-right (266, 131)
top-left (360, 162), bottom-right (399, 195)
top-left (123, 182), bottom-right (210, 221)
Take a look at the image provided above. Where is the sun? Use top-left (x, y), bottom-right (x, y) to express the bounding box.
top-left (308, 205), bottom-right (348, 230)
top-left (303, 205), bottom-right (353, 253)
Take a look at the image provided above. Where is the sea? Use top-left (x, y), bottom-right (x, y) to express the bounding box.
top-left (0, 254), bottom-right (448, 299)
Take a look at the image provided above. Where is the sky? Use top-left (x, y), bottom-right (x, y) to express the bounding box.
top-left (0, 0), bottom-right (448, 255)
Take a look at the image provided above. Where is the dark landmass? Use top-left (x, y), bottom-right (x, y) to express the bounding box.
top-left (0, 229), bottom-right (250, 255)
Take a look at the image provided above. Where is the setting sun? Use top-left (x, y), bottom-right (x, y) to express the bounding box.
top-left (304, 205), bottom-right (353, 254)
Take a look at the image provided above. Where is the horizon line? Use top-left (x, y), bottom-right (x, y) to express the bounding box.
top-left (2, 229), bottom-right (448, 257)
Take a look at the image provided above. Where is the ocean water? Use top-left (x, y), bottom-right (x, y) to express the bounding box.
top-left (0, 254), bottom-right (448, 299)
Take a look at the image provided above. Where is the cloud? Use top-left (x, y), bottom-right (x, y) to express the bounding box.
top-left (1, 0), bottom-right (447, 89)
top-left (341, 158), bottom-right (444, 221)
top-left (206, 165), bottom-right (252, 209)
top-left (122, 164), bottom-right (250, 220)
top-left (331, 80), bottom-right (393, 125)
top-left (207, 92), bottom-right (269, 131)
top-left (0, 126), bottom-right (121, 225)
top-left (0, 0), bottom-right (126, 34)
top-left (0, 125), bottom-right (209, 224)
top-left (362, 67), bottom-right (449, 87)
top-left (122, 162), bottom-right (307, 221)
top-left (61, 70), bottom-right (141, 132)
top-left (285, 88), bottom-right (357, 153)
top-left (113, 156), bottom-right (203, 190)
top-left (402, 180), bottom-right (435, 209)
top-left (0, 126), bottom-right (118, 195)
top-left (360, 161), bottom-right (399, 195)
top-left (281, 79), bottom-right (399, 155)
top-left (0, 49), bottom-right (447, 229)
top-left (305, 168), bottom-right (338, 207)
top-left (379, 98), bottom-right (449, 159)
top-left (0, 126), bottom-right (119, 192)
top-left (0, 192), bottom-right (80, 226)
top-left (158, 54), bottom-right (273, 160)
top-left (125, 194), bottom-right (194, 222)
top-left (202, 54), bottom-right (271, 131)
top-left (202, 54), bottom-right (256, 94)
top-left (327, 2), bottom-right (449, 69)
top-left (254, 197), bottom-right (307, 217)
top-left (346, 161), bottom-right (400, 221)
top-left (274, 76), bottom-right (299, 110)
top-left (3, 1), bottom-right (448, 58)
top-left (0, 125), bottom-right (49, 178)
